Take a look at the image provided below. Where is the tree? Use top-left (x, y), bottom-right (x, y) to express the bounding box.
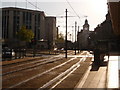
top-left (17, 26), bottom-right (34, 42)
top-left (56, 33), bottom-right (65, 43)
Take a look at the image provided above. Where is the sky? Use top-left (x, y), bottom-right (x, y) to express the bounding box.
top-left (1, 0), bottom-right (108, 41)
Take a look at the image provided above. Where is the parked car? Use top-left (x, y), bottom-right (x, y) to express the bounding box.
top-left (61, 48), bottom-right (64, 51)
top-left (2, 47), bottom-right (15, 59)
top-left (60, 48), bottom-right (65, 53)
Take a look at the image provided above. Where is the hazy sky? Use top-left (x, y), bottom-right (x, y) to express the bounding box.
top-left (1, 0), bottom-right (108, 41)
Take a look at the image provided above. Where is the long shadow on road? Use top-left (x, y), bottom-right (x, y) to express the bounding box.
top-left (90, 61), bottom-right (108, 71)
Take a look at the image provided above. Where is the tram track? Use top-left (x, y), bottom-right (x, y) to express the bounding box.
top-left (2, 50), bottom-right (74, 71)
top-left (2, 57), bottom-right (49, 70)
top-left (2, 51), bottom-right (85, 76)
top-left (2, 57), bottom-right (44, 67)
top-left (2, 51), bottom-right (91, 89)
top-left (38, 57), bottom-right (86, 89)
top-left (5, 57), bottom-right (77, 88)
top-left (2, 57), bottom-right (61, 76)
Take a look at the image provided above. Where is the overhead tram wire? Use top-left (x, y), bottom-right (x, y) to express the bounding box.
top-left (25, 0), bottom-right (79, 19)
top-left (56, 16), bottom-right (77, 18)
top-left (26, 0), bottom-right (41, 10)
top-left (65, 0), bottom-right (81, 21)
top-left (36, 0), bottom-right (37, 10)
top-left (25, 0), bottom-right (82, 30)
top-left (25, 0), bottom-right (65, 17)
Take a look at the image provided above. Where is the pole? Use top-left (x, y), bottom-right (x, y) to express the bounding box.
top-left (75, 21), bottom-right (77, 55)
top-left (78, 26), bottom-right (79, 32)
top-left (78, 26), bottom-right (80, 53)
top-left (72, 26), bottom-right (74, 42)
top-left (65, 9), bottom-right (68, 58)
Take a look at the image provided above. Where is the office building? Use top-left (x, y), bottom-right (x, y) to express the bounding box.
top-left (2, 7), bottom-right (57, 49)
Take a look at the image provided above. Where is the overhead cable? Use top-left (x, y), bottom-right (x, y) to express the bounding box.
top-left (66, 0), bottom-right (81, 20)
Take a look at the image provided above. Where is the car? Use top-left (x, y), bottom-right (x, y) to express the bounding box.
top-left (2, 47), bottom-right (15, 59)
top-left (61, 48), bottom-right (64, 51)
top-left (60, 48), bottom-right (65, 53)
top-left (54, 48), bottom-right (58, 51)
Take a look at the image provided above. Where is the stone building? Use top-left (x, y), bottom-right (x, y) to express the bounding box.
top-left (77, 19), bottom-right (90, 50)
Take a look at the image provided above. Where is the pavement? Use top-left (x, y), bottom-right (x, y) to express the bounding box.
top-left (76, 55), bottom-right (120, 89)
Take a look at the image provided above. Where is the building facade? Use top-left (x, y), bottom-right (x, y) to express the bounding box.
top-left (45, 17), bottom-right (57, 49)
top-left (92, 12), bottom-right (118, 51)
top-left (2, 7), bottom-right (57, 49)
top-left (77, 19), bottom-right (90, 50)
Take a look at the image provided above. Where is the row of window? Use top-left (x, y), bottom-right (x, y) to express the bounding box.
top-left (2, 16), bottom-right (9, 39)
top-left (2, 10), bottom-right (9, 15)
top-left (2, 10), bottom-right (41, 39)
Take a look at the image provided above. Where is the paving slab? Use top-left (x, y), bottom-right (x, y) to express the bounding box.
top-left (76, 55), bottom-right (119, 89)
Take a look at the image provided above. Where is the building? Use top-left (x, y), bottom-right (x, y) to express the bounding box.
top-left (2, 7), bottom-right (57, 49)
top-left (77, 19), bottom-right (90, 50)
top-left (92, 12), bottom-right (118, 51)
top-left (2, 7), bottom-right (46, 47)
top-left (77, 12), bottom-right (118, 51)
top-left (94, 12), bottom-right (116, 40)
top-left (45, 17), bottom-right (57, 49)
